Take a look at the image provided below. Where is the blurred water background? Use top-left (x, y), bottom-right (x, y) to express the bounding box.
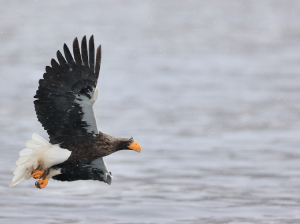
top-left (1, 0), bottom-right (300, 223)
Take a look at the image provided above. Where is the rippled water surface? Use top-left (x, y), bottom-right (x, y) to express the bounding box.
top-left (1, 1), bottom-right (300, 223)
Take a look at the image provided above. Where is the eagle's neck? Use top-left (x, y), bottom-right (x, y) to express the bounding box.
top-left (96, 132), bottom-right (133, 155)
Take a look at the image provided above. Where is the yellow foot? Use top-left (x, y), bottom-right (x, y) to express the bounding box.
top-left (31, 170), bottom-right (45, 179)
top-left (35, 178), bottom-right (49, 189)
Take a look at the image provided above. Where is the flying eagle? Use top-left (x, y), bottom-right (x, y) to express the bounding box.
top-left (10, 36), bottom-right (141, 189)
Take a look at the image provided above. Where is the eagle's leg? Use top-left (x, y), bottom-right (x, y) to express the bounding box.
top-left (31, 170), bottom-right (45, 179)
top-left (35, 178), bottom-right (49, 189)
top-left (34, 168), bottom-right (61, 189)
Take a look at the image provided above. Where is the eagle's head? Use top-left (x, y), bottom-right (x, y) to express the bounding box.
top-left (116, 137), bottom-right (141, 153)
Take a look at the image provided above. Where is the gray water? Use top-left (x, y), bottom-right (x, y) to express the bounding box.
top-left (1, 0), bottom-right (300, 223)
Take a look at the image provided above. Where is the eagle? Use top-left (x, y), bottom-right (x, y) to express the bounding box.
top-left (10, 36), bottom-right (141, 189)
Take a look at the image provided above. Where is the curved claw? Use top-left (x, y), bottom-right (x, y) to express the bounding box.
top-left (35, 178), bottom-right (48, 189)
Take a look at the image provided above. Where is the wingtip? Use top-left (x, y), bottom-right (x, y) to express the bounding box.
top-left (82, 35), bottom-right (87, 43)
top-left (97, 44), bottom-right (101, 52)
top-left (56, 50), bottom-right (62, 57)
top-left (96, 45), bottom-right (101, 61)
top-left (73, 37), bottom-right (79, 46)
top-left (95, 44), bottom-right (101, 77)
top-left (89, 35), bottom-right (95, 68)
top-left (89, 35), bottom-right (94, 43)
top-left (81, 36), bottom-right (88, 66)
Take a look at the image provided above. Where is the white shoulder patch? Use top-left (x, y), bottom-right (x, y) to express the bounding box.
top-left (74, 87), bottom-right (99, 134)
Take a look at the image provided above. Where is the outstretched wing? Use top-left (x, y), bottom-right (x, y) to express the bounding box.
top-left (52, 157), bottom-right (112, 185)
top-left (34, 36), bottom-right (101, 144)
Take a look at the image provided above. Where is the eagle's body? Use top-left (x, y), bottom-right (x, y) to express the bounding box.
top-left (10, 36), bottom-right (141, 189)
top-left (52, 132), bottom-right (134, 175)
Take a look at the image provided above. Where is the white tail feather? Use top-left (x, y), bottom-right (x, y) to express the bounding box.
top-left (32, 133), bottom-right (50, 146)
top-left (25, 140), bottom-right (43, 150)
top-left (9, 133), bottom-right (71, 187)
top-left (19, 148), bottom-right (34, 156)
top-left (15, 157), bottom-right (30, 166)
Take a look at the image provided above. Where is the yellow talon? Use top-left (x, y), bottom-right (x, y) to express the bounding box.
top-left (35, 178), bottom-right (49, 189)
top-left (31, 170), bottom-right (45, 179)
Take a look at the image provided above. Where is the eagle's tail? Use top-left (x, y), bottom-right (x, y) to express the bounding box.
top-left (9, 133), bottom-right (52, 187)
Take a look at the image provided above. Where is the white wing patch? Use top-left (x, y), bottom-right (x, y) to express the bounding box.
top-left (90, 157), bottom-right (110, 174)
top-left (74, 87), bottom-right (99, 134)
top-left (86, 157), bottom-right (112, 184)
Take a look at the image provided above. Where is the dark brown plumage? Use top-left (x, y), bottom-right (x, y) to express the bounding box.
top-left (53, 132), bottom-right (134, 174)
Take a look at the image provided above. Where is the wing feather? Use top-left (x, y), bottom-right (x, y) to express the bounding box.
top-left (81, 36), bottom-right (89, 67)
top-left (89, 36), bottom-right (95, 75)
top-left (94, 45), bottom-right (101, 82)
top-left (63, 43), bottom-right (75, 65)
top-left (34, 36), bottom-right (101, 144)
top-left (56, 50), bottom-right (68, 70)
top-left (73, 38), bottom-right (82, 66)
top-left (52, 157), bottom-right (112, 185)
